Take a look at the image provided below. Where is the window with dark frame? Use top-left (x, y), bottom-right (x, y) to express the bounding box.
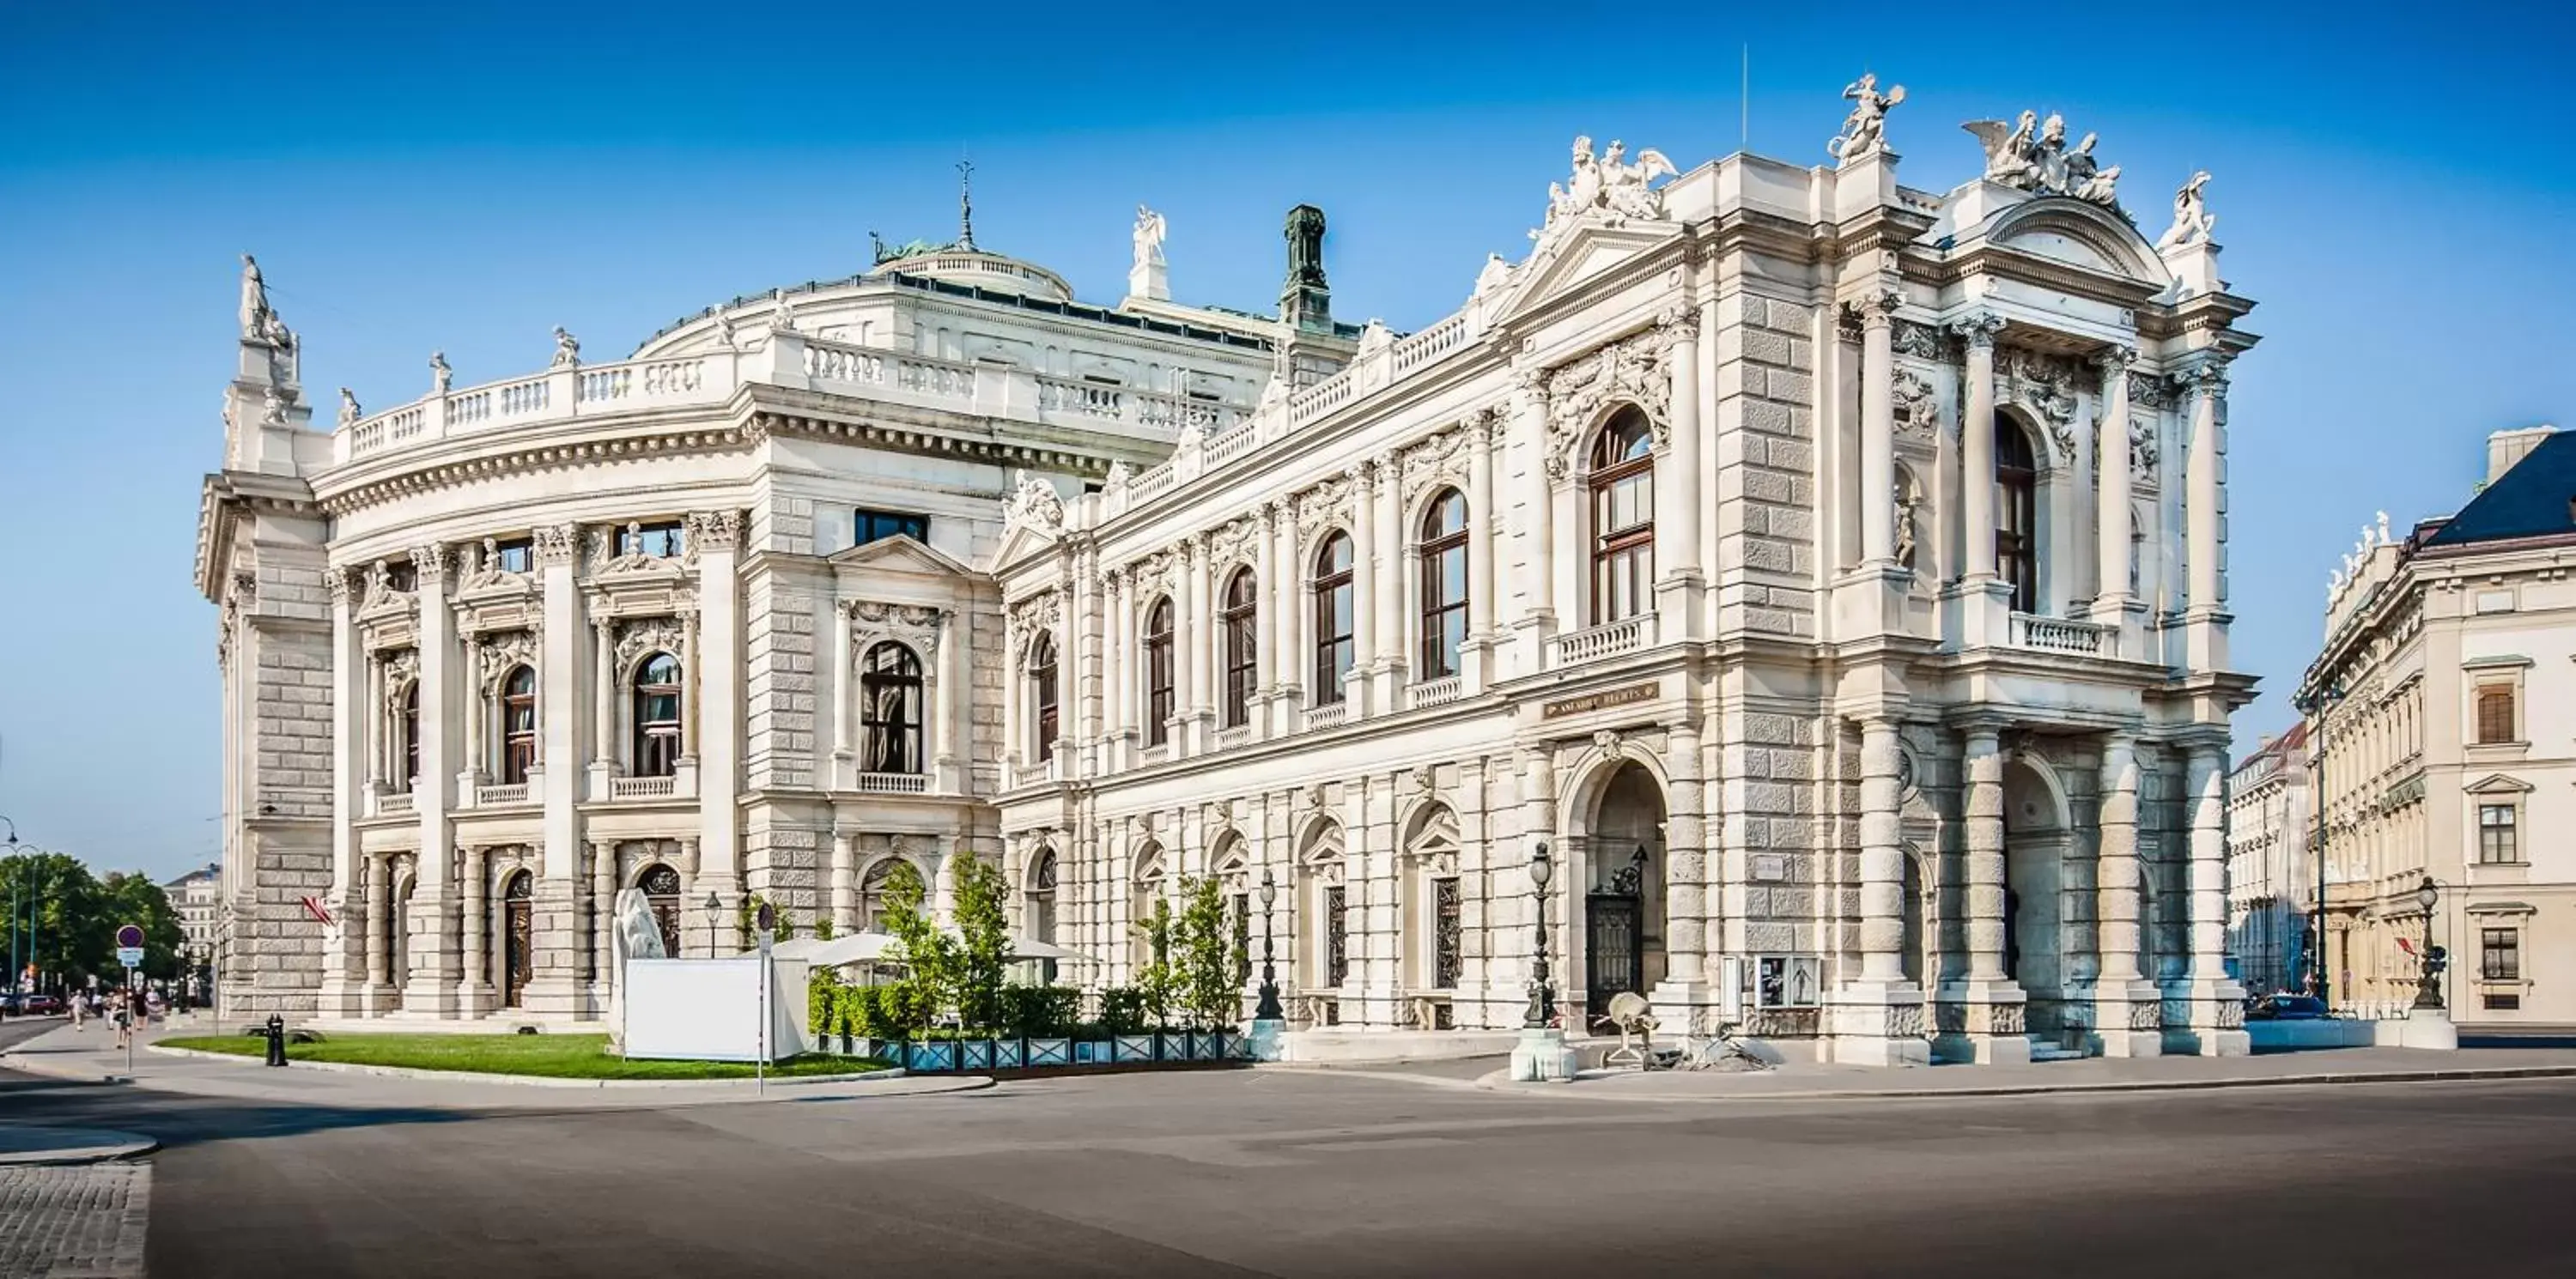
top-left (1222, 569), bottom-right (1257, 729)
top-left (2478, 803), bottom-right (2519, 864)
top-left (2476, 683), bottom-right (2518, 744)
top-left (499, 665), bottom-right (538, 784)
top-left (1419, 489), bottom-right (1469, 679)
top-left (1324, 884), bottom-right (1349, 986)
top-left (1144, 597), bottom-right (1176, 746)
top-left (632, 652), bottom-right (683, 778)
top-left (386, 561), bottom-right (418, 593)
top-left (491, 537), bottom-right (535, 575)
top-left (859, 642), bottom-right (924, 774)
top-left (2482, 926), bottom-right (2521, 980)
top-left (1996, 419), bottom-right (2039, 614)
top-left (1029, 632), bottom-right (1060, 762)
top-left (1312, 532), bottom-right (1355, 705)
top-left (620, 520), bottom-right (686, 559)
top-left (399, 682), bottom-right (420, 785)
top-left (1589, 409), bottom-right (1656, 623)
top-left (855, 508), bottom-right (930, 549)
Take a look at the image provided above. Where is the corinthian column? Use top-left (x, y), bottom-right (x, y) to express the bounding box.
top-left (2093, 347), bottom-right (2137, 619)
top-left (1465, 412), bottom-right (1499, 690)
top-left (1510, 372), bottom-right (1554, 671)
top-left (2181, 357), bottom-right (2232, 673)
top-left (1857, 290), bottom-right (1901, 567)
top-left (1954, 314), bottom-right (2004, 581)
top-left (1348, 461), bottom-right (1377, 709)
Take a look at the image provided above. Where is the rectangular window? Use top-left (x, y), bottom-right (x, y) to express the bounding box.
top-left (491, 538), bottom-right (534, 574)
top-left (2476, 684), bottom-right (2518, 744)
top-left (2484, 992), bottom-right (2522, 1011)
top-left (1324, 885), bottom-right (1349, 987)
top-left (2478, 803), bottom-right (2519, 864)
top-left (2481, 927), bottom-right (2521, 980)
top-left (386, 561), bottom-right (418, 593)
top-left (621, 520), bottom-right (685, 559)
top-left (1433, 876), bottom-right (1461, 990)
top-left (855, 509), bottom-right (930, 549)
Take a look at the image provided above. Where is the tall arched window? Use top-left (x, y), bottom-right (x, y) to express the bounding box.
top-left (1312, 532), bottom-right (1355, 705)
top-left (1589, 409), bottom-right (1656, 623)
top-left (1026, 849), bottom-right (1060, 984)
top-left (1027, 633), bottom-right (1060, 762)
top-left (1419, 489), bottom-right (1468, 679)
top-left (859, 642), bottom-right (923, 774)
top-left (499, 665), bottom-right (538, 784)
top-left (1221, 569), bottom-right (1257, 728)
top-left (398, 682), bottom-right (421, 786)
top-left (632, 653), bottom-right (683, 779)
top-left (638, 863), bottom-right (683, 957)
top-left (1996, 418), bottom-right (2038, 614)
top-left (1144, 597), bottom-right (1176, 747)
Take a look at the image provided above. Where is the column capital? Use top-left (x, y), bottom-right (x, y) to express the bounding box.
top-left (1846, 288), bottom-right (1904, 329)
top-left (410, 543), bottom-right (452, 585)
top-left (684, 509), bottom-right (744, 552)
top-left (2095, 344), bottom-right (2140, 379)
top-left (2179, 353), bottom-right (2233, 395)
top-left (533, 523), bottom-right (581, 568)
top-left (1948, 311), bottom-right (2007, 349)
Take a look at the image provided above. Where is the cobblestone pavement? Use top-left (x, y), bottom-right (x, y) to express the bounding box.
top-left (0, 1164), bottom-right (149, 1279)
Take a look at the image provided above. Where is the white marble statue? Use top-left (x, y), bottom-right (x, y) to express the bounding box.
top-left (1598, 140), bottom-right (1677, 222)
top-left (1545, 135), bottom-right (1604, 226)
top-left (430, 350), bottom-right (453, 393)
top-left (2376, 510), bottom-right (2393, 544)
top-left (1828, 72), bottom-right (1905, 162)
top-left (769, 288), bottom-right (797, 334)
top-left (1104, 458), bottom-right (1133, 492)
top-left (2156, 171), bottom-right (2218, 251)
top-left (260, 385), bottom-right (287, 427)
top-left (1472, 252), bottom-right (1515, 300)
top-left (239, 253), bottom-right (268, 336)
top-left (1133, 204), bottom-right (1167, 270)
top-left (1006, 468), bottom-right (1064, 530)
top-left (1354, 319), bottom-right (1394, 360)
top-left (712, 309), bottom-right (736, 349)
top-left (1965, 110), bottom-right (2123, 209)
top-left (550, 326), bottom-right (580, 367)
top-left (337, 387), bottom-right (361, 428)
top-left (606, 886), bottom-right (668, 1052)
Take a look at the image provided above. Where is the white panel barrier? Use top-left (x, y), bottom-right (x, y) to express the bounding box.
top-left (622, 956), bottom-right (807, 1062)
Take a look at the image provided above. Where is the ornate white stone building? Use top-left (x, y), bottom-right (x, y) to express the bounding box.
top-left (2297, 427), bottom-right (2576, 1026)
top-left (198, 80), bottom-right (2258, 1062)
top-left (2225, 725), bottom-right (2309, 995)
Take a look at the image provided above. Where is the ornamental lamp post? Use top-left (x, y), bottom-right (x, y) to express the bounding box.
top-left (2411, 876), bottom-right (2447, 1014)
top-left (1524, 840), bottom-right (1556, 1030)
top-left (1254, 869), bottom-right (1284, 1022)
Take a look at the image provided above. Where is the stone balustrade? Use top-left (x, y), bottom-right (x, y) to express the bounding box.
top-left (1551, 615), bottom-right (1654, 665)
top-left (853, 772), bottom-right (929, 795)
top-left (2008, 611), bottom-right (2117, 657)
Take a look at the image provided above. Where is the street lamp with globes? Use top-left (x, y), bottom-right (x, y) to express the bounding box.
top-left (2411, 876), bottom-right (2447, 1013)
top-left (1524, 840), bottom-right (1556, 1030)
top-left (1254, 869), bottom-right (1283, 1021)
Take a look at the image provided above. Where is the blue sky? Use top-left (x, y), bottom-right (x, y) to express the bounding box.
top-left (3, 1), bottom-right (2570, 879)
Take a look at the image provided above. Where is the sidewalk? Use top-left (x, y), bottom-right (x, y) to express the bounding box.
top-left (1477, 1044), bottom-right (2576, 1101)
top-left (1, 1022), bottom-right (993, 1112)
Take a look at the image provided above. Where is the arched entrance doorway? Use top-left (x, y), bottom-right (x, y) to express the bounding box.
top-left (1578, 761), bottom-right (1667, 1021)
top-left (392, 869), bottom-right (416, 1007)
top-left (500, 870), bottom-right (534, 1007)
top-left (2002, 754), bottom-right (2070, 1033)
top-left (636, 864), bottom-right (683, 957)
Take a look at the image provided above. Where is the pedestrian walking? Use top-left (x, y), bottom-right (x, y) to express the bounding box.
top-left (111, 995), bottom-right (133, 1052)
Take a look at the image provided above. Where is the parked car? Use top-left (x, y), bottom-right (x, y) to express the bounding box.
top-left (24, 994), bottom-right (63, 1015)
top-left (2245, 994), bottom-right (2329, 1021)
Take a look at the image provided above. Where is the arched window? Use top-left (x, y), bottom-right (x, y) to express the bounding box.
top-left (637, 863), bottom-right (683, 957)
top-left (398, 682), bottom-right (420, 786)
top-left (1996, 418), bottom-right (2038, 614)
top-left (859, 643), bottom-right (924, 774)
top-left (1312, 532), bottom-right (1355, 705)
top-left (1221, 569), bottom-right (1257, 729)
top-left (1419, 489), bottom-right (1469, 679)
top-left (1144, 597), bottom-right (1176, 746)
top-left (632, 653), bottom-right (683, 779)
top-left (499, 665), bottom-right (538, 784)
top-left (1027, 633), bottom-right (1059, 762)
top-left (1589, 409), bottom-right (1656, 622)
top-left (859, 858), bottom-right (907, 932)
top-left (1026, 850), bottom-right (1060, 984)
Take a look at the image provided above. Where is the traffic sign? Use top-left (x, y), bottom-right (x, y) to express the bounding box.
top-left (116, 947), bottom-right (144, 968)
top-left (115, 924), bottom-right (144, 949)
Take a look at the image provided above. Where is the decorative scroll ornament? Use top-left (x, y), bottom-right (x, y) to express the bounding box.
top-left (1291, 472), bottom-right (1353, 535)
top-left (2000, 348), bottom-right (2081, 462)
top-left (1540, 319), bottom-right (1686, 476)
top-left (1827, 72), bottom-right (1905, 163)
top-left (1004, 591), bottom-right (1062, 643)
top-left (1893, 371), bottom-right (1940, 439)
top-left (848, 600), bottom-right (947, 665)
top-left (683, 510), bottom-right (744, 556)
top-left (1537, 135), bottom-right (1678, 240)
top-left (1963, 112), bottom-right (2123, 213)
top-left (1003, 469), bottom-right (1065, 535)
top-left (532, 524), bottom-right (580, 568)
top-left (1891, 318), bottom-right (1948, 360)
top-left (2129, 416), bottom-right (2160, 482)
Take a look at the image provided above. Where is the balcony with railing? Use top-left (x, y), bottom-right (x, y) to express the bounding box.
top-left (609, 774), bottom-right (677, 801)
top-left (1215, 725), bottom-right (1252, 751)
top-left (2008, 612), bottom-right (2117, 658)
top-left (474, 782), bottom-right (531, 807)
top-left (1304, 701), bottom-right (1349, 730)
top-left (1407, 676), bottom-right (1463, 709)
top-left (1012, 759), bottom-right (1057, 789)
top-left (1550, 615), bottom-right (1655, 666)
top-left (372, 788), bottom-right (415, 819)
top-left (854, 772), bottom-right (929, 795)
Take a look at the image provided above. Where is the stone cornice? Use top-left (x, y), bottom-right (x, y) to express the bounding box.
top-left (319, 415), bottom-right (761, 516)
top-left (196, 469), bottom-right (321, 602)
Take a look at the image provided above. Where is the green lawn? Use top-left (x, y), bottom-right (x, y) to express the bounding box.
top-left (156, 1033), bottom-right (888, 1081)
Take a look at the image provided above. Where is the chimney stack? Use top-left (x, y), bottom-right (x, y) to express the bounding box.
top-left (2486, 425), bottom-right (2558, 483)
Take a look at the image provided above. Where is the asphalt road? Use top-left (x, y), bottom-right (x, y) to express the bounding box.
top-left (5, 1052), bottom-right (2574, 1278)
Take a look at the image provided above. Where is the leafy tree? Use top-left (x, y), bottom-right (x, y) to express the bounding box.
top-left (877, 860), bottom-right (957, 1032)
top-left (950, 854), bottom-right (1012, 1033)
top-left (1135, 895), bottom-right (1179, 1030)
top-left (0, 852), bottom-right (109, 991)
top-left (813, 914), bottom-right (835, 942)
top-left (99, 873), bottom-right (187, 979)
top-left (1176, 874), bottom-right (1241, 1031)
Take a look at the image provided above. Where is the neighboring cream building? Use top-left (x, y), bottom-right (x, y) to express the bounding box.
top-left (164, 862), bottom-right (222, 960)
top-left (2298, 427), bottom-right (2575, 1025)
top-left (2225, 724), bottom-right (2307, 995)
top-left (199, 76), bottom-right (2262, 1062)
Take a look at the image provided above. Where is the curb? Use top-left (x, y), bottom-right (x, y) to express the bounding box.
top-left (137, 1044), bottom-right (926, 1090)
top-left (0, 1052), bottom-right (131, 1086)
top-left (1470, 1063), bottom-right (2576, 1102)
top-left (0, 1128), bottom-right (159, 1167)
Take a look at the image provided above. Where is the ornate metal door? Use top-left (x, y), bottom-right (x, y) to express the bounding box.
top-left (1586, 857), bottom-right (1646, 1020)
top-left (502, 874), bottom-right (534, 1008)
top-left (641, 865), bottom-right (683, 957)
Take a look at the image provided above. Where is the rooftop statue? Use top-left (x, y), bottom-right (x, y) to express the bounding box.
top-left (1133, 204), bottom-right (1167, 270)
top-left (238, 252), bottom-right (295, 348)
top-left (1964, 111), bottom-right (2126, 212)
top-left (2155, 171), bottom-right (2218, 250)
top-left (430, 350), bottom-right (453, 393)
top-left (1471, 252), bottom-right (1515, 301)
top-left (1827, 72), bottom-right (1905, 162)
top-left (1005, 468), bottom-right (1065, 532)
top-left (1542, 135), bottom-right (1677, 235)
top-left (768, 288), bottom-right (797, 333)
top-left (337, 387), bottom-right (361, 428)
top-left (550, 326), bottom-right (580, 367)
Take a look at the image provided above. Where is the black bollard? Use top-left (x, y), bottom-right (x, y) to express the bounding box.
top-left (263, 1014), bottom-right (289, 1067)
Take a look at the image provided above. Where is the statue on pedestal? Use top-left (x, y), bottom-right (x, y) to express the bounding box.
top-left (1828, 72), bottom-right (1905, 162)
top-left (2155, 171), bottom-right (2218, 250)
top-left (430, 350), bottom-right (453, 393)
top-left (1133, 205), bottom-right (1167, 272)
top-left (550, 326), bottom-right (580, 367)
top-left (337, 387), bottom-right (361, 428)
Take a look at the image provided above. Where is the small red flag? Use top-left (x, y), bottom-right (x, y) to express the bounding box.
top-left (301, 895), bottom-right (334, 925)
top-left (2396, 936), bottom-right (2415, 956)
